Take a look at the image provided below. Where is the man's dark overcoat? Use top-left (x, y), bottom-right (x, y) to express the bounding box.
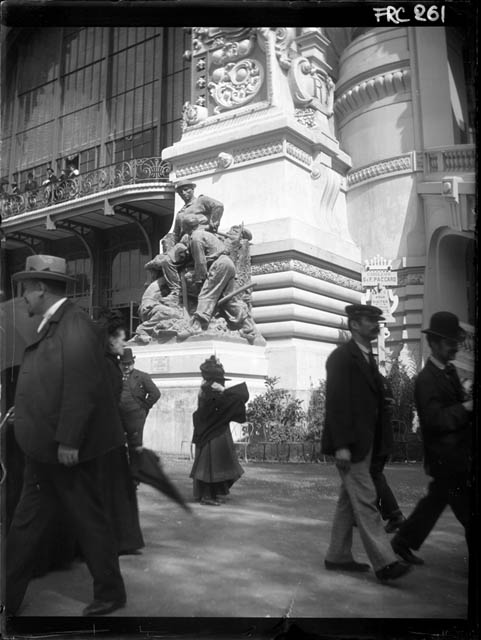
top-left (14, 300), bottom-right (125, 463)
top-left (321, 340), bottom-right (392, 462)
top-left (415, 359), bottom-right (471, 476)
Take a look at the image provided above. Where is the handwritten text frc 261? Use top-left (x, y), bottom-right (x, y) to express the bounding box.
top-left (373, 5), bottom-right (446, 25)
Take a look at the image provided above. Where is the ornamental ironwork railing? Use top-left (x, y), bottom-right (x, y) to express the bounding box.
top-left (0, 157), bottom-right (172, 220)
top-left (424, 145), bottom-right (475, 174)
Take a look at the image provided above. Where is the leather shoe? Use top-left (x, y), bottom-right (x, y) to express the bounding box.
top-left (82, 599), bottom-right (126, 617)
top-left (200, 498), bottom-right (221, 506)
top-left (375, 561), bottom-right (412, 581)
top-left (391, 538), bottom-right (424, 565)
top-left (324, 560), bottom-right (370, 572)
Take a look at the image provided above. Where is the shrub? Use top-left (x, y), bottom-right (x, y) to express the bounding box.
top-left (387, 357), bottom-right (415, 430)
top-left (246, 377), bottom-right (307, 442)
top-left (306, 379), bottom-right (327, 441)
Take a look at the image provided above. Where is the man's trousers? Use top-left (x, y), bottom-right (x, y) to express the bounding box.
top-left (370, 454), bottom-right (403, 521)
top-left (394, 471), bottom-right (470, 552)
top-left (326, 451), bottom-right (398, 572)
top-left (6, 456), bottom-right (126, 615)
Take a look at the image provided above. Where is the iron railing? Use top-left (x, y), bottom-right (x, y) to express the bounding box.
top-left (1, 157), bottom-right (172, 220)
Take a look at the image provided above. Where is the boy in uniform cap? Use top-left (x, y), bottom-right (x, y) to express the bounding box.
top-left (173, 179), bottom-right (224, 243)
top-left (6, 255), bottom-right (127, 616)
top-left (321, 303), bottom-right (412, 581)
top-left (119, 348), bottom-right (161, 452)
top-left (391, 312), bottom-right (472, 565)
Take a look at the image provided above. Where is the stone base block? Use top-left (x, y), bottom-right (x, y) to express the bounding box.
top-left (129, 339), bottom-right (268, 454)
top-left (265, 338), bottom-right (338, 404)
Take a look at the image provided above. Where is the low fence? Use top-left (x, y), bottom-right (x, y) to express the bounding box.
top-left (233, 434), bottom-right (424, 464)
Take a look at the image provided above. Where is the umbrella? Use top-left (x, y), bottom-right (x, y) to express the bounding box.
top-left (130, 447), bottom-right (192, 513)
top-left (0, 297), bottom-right (40, 370)
top-left (0, 407), bottom-right (14, 488)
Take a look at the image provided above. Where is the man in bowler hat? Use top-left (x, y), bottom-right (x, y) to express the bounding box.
top-left (119, 348), bottom-right (160, 452)
top-left (321, 304), bottom-right (412, 581)
top-left (391, 312), bottom-right (473, 565)
top-left (6, 255), bottom-right (127, 616)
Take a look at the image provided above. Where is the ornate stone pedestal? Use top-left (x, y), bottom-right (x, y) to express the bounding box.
top-left (161, 27), bottom-right (362, 394)
top-left (130, 338), bottom-right (268, 454)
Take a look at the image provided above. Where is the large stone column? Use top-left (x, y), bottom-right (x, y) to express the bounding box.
top-left (334, 26), bottom-right (475, 373)
top-left (162, 27), bottom-right (362, 396)
top-left (334, 27), bottom-right (426, 368)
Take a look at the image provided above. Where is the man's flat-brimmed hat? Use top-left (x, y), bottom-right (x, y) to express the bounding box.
top-left (175, 178), bottom-right (197, 190)
top-left (120, 348), bottom-right (136, 363)
top-left (421, 312), bottom-right (466, 342)
top-left (12, 254), bottom-right (76, 283)
top-left (345, 304), bottom-right (385, 322)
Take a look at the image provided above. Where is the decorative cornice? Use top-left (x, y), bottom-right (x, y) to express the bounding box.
top-left (285, 142), bottom-right (312, 167)
top-left (334, 67), bottom-right (411, 120)
top-left (173, 137), bottom-right (320, 178)
top-left (233, 140), bottom-right (284, 164)
top-left (251, 258), bottom-right (362, 291)
top-left (175, 155), bottom-right (219, 177)
top-left (347, 152), bottom-right (417, 189)
top-left (174, 140), bottom-right (285, 177)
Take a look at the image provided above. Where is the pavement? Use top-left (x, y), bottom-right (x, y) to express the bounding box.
top-left (15, 459), bottom-right (469, 621)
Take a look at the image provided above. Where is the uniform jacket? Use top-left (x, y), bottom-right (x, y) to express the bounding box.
top-left (321, 339), bottom-right (393, 462)
top-left (14, 300), bottom-right (125, 464)
top-left (188, 228), bottom-right (227, 282)
top-left (121, 369), bottom-right (160, 413)
top-left (415, 359), bottom-right (471, 476)
top-left (173, 195), bottom-right (224, 243)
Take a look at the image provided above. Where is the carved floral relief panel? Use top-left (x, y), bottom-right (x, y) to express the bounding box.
top-left (184, 27), bottom-right (269, 121)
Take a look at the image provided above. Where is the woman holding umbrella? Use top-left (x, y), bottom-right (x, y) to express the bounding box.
top-left (190, 356), bottom-right (249, 506)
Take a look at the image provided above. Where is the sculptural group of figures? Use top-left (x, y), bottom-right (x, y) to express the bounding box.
top-left (132, 179), bottom-right (265, 346)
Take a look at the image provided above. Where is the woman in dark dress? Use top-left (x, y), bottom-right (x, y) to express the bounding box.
top-left (190, 356), bottom-right (248, 506)
top-left (100, 313), bottom-right (144, 555)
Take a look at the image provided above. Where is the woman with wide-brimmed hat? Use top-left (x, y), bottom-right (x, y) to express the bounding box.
top-left (190, 355), bottom-right (248, 506)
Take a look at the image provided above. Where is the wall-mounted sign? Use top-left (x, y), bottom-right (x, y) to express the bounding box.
top-left (361, 255), bottom-right (398, 287)
top-left (362, 270), bottom-right (398, 287)
top-left (361, 256), bottom-right (399, 327)
top-left (368, 287), bottom-right (397, 323)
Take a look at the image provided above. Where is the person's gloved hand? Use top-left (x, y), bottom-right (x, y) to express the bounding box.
top-left (335, 448), bottom-right (351, 473)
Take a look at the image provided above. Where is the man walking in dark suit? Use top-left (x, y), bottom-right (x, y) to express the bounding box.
top-left (6, 255), bottom-right (127, 617)
top-left (119, 348), bottom-right (160, 452)
top-left (391, 312), bottom-right (472, 565)
top-left (321, 304), bottom-right (412, 582)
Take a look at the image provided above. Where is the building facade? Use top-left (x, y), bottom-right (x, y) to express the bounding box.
top-left (1, 26), bottom-right (475, 407)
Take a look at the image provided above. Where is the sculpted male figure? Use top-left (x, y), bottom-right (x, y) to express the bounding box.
top-left (172, 179), bottom-right (224, 243)
top-left (143, 179), bottom-right (223, 306)
top-left (142, 243), bottom-right (189, 309)
top-left (6, 255), bottom-right (127, 617)
top-left (177, 214), bottom-right (258, 343)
